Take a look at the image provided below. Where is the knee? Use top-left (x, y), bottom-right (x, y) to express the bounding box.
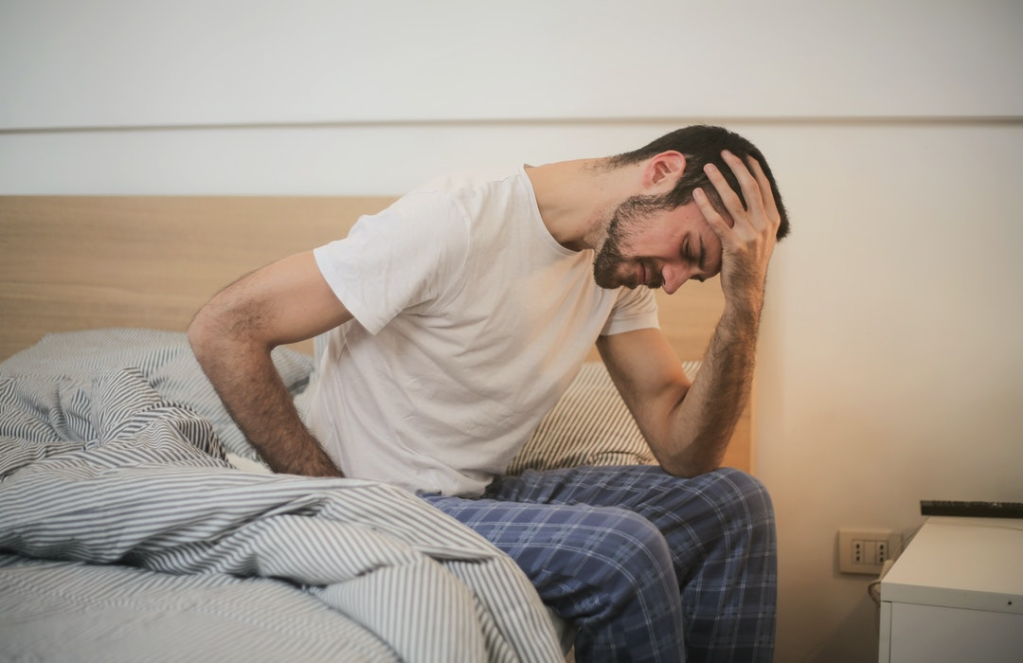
top-left (573, 508), bottom-right (675, 586)
top-left (716, 467), bottom-right (773, 513)
top-left (611, 509), bottom-right (674, 567)
top-left (702, 468), bottom-right (775, 537)
top-left (576, 509), bottom-right (679, 615)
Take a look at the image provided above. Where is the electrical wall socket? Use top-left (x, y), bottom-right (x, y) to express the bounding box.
top-left (837, 529), bottom-right (903, 575)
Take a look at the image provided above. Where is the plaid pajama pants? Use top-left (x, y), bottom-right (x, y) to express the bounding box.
top-left (423, 465), bottom-right (776, 663)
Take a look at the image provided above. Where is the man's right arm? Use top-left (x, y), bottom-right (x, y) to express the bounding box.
top-left (188, 250), bottom-right (353, 477)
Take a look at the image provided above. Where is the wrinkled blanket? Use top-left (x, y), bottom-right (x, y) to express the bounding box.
top-left (0, 330), bottom-right (562, 662)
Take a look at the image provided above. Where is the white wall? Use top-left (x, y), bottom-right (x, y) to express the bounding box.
top-left (3, 0), bottom-right (1020, 131)
top-left (3, 2), bottom-right (1022, 661)
top-left (752, 121), bottom-right (1023, 661)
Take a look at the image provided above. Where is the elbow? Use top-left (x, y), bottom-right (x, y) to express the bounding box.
top-left (662, 459), bottom-right (722, 480)
top-left (188, 298), bottom-right (274, 369)
top-left (188, 299), bottom-right (243, 368)
top-left (656, 438), bottom-right (726, 479)
top-left (187, 306), bottom-right (218, 367)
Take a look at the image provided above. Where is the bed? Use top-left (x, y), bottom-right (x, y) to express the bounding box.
top-left (0, 196), bottom-right (754, 660)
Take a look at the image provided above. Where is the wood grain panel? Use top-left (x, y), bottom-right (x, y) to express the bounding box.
top-left (1, 196), bottom-right (393, 358)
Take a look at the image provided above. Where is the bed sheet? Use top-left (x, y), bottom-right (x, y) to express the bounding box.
top-left (0, 329), bottom-right (563, 662)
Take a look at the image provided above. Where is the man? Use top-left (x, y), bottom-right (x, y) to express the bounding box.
top-left (190, 124), bottom-right (789, 662)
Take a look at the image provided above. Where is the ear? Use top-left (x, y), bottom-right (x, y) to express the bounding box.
top-left (642, 151), bottom-right (686, 193)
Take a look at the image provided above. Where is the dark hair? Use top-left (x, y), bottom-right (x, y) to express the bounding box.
top-left (609, 125), bottom-right (790, 240)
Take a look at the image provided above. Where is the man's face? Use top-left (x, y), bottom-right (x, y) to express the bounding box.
top-left (593, 195), bottom-right (725, 294)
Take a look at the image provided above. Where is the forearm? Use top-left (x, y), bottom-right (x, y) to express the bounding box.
top-left (661, 299), bottom-right (761, 476)
top-left (626, 150), bottom-right (780, 477)
top-left (190, 331), bottom-right (343, 478)
top-left (186, 251), bottom-right (353, 477)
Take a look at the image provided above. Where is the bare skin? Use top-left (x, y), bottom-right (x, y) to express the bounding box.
top-left (189, 252), bottom-right (353, 476)
top-left (592, 153), bottom-right (780, 475)
top-left (189, 149), bottom-right (780, 479)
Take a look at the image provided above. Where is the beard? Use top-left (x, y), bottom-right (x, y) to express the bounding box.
top-left (592, 194), bottom-right (666, 290)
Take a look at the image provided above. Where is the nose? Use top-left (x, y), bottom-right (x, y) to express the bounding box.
top-left (661, 264), bottom-right (690, 295)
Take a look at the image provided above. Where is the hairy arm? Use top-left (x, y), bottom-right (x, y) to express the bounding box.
top-left (188, 251), bottom-right (353, 477)
top-left (599, 151), bottom-right (780, 477)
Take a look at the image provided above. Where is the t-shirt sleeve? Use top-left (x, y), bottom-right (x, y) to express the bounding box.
top-left (313, 192), bottom-right (469, 335)
top-left (600, 285), bottom-right (660, 336)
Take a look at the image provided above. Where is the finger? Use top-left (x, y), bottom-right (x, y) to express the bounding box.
top-left (692, 187), bottom-right (733, 239)
top-left (746, 157), bottom-right (780, 221)
top-left (719, 150), bottom-right (767, 218)
top-left (699, 156), bottom-right (765, 233)
top-left (702, 160), bottom-right (754, 228)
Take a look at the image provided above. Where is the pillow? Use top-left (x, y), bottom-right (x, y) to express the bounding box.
top-left (505, 360), bottom-right (700, 474)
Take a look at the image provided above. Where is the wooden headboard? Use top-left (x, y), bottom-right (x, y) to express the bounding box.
top-left (0, 196), bottom-right (752, 472)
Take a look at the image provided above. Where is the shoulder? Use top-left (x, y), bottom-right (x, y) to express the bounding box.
top-left (408, 165), bottom-right (532, 217)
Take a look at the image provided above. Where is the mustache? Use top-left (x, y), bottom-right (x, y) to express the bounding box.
top-left (592, 192), bottom-right (672, 290)
top-left (593, 227), bottom-right (662, 290)
top-left (641, 260), bottom-right (664, 289)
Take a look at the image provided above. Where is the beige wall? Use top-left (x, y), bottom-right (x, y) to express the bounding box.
top-left (753, 121), bottom-right (1023, 660)
top-left (3, 2), bottom-right (1022, 660)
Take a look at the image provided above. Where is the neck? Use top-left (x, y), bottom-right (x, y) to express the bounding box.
top-left (525, 158), bottom-right (636, 251)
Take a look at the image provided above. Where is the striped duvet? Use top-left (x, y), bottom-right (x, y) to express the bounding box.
top-left (0, 329), bottom-right (563, 662)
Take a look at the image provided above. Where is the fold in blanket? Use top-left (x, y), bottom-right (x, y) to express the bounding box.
top-left (0, 365), bottom-right (562, 663)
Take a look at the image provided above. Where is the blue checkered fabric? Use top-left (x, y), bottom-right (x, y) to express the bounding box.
top-left (423, 465), bottom-right (776, 662)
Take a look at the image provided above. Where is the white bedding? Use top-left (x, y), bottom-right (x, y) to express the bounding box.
top-left (0, 329), bottom-right (563, 662)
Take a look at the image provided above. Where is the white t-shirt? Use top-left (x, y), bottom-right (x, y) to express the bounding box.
top-left (307, 165), bottom-right (658, 496)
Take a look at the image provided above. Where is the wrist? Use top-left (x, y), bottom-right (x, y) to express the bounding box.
top-left (721, 293), bottom-right (764, 331)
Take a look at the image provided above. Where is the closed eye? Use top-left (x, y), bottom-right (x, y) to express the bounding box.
top-left (681, 235), bottom-right (707, 282)
top-left (681, 236), bottom-right (697, 265)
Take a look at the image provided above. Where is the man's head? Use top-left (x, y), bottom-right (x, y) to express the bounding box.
top-left (593, 125), bottom-right (789, 292)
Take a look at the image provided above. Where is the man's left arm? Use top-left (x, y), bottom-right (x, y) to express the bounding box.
top-left (597, 152), bottom-right (781, 477)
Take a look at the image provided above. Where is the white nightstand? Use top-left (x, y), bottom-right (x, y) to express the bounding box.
top-left (878, 517), bottom-right (1023, 663)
